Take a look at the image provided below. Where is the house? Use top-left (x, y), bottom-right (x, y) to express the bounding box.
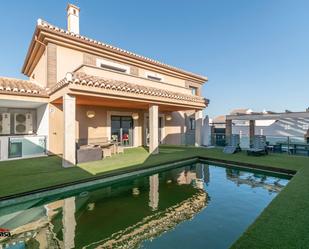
top-left (0, 4), bottom-right (208, 166)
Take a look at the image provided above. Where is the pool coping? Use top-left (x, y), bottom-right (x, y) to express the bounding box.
top-left (198, 156), bottom-right (296, 176)
top-left (0, 156), bottom-right (296, 206)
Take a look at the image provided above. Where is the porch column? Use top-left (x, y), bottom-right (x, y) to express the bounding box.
top-left (149, 105), bottom-right (159, 154)
top-left (195, 110), bottom-right (203, 147)
top-left (63, 94), bottom-right (76, 167)
top-left (225, 119), bottom-right (232, 145)
top-left (249, 120), bottom-right (255, 146)
top-left (149, 174), bottom-right (159, 211)
top-left (63, 197), bottom-right (76, 249)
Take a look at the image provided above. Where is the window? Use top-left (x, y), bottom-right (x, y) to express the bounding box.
top-left (189, 86), bottom-right (198, 95)
top-left (284, 124), bottom-right (290, 130)
top-left (96, 58), bottom-right (129, 74)
top-left (145, 72), bottom-right (163, 82)
top-left (190, 118), bottom-right (196, 130)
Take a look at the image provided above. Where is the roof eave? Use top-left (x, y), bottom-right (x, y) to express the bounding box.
top-left (21, 24), bottom-right (41, 76)
top-left (25, 20), bottom-right (208, 83)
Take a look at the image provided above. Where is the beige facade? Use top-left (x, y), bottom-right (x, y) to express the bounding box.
top-left (0, 4), bottom-right (208, 165)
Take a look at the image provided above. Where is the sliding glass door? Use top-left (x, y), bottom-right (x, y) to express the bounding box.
top-left (111, 116), bottom-right (133, 147)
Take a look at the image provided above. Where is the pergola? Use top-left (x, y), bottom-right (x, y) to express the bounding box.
top-left (225, 111), bottom-right (309, 145)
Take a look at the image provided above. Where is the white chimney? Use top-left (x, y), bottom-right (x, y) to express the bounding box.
top-left (67, 4), bottom-right (80, 34)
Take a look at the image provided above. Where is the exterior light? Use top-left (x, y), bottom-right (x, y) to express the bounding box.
top-left (166, 114), bottom-right (172, 121)
top-left (86, 111), bottom-right (96, 119)
top-left (132, 113), bottom-right (139, 120)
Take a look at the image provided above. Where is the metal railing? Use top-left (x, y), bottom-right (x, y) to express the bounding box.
top-left (210, 133), bottom-right (309, 156)
top-left (8, 135), bottom-right (47, 158)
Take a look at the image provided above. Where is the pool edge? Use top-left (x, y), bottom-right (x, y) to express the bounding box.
top-left (0, 156), bottom-right (296, 206)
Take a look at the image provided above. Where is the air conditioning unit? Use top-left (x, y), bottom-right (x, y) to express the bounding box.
top-left (0, 113), bottom-right (10, 135)
top-left (14, 113), bottom-right (33, 134)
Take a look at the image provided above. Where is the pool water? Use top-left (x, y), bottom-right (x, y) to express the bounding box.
top-left (0, 162), bottom-right (290, 249)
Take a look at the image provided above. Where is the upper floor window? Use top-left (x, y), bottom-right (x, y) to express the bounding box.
top-left (145, 72), bottom-right (164, 82)
top-left (96, 58), bottom-right (129, 74)
top-left (189, 86), bottom-right (198, 95)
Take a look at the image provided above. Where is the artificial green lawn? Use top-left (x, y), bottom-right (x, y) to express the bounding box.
top-left (0, 145), bottom-right (309, 248)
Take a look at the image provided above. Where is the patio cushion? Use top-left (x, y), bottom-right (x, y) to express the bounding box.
top-left (77, 146), bottom-right (102, 163)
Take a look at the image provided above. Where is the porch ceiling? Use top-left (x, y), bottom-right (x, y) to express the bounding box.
top-left (53, 95), bottom-right (196, 111)
top-left (0, 99), bottom-right (47, 108)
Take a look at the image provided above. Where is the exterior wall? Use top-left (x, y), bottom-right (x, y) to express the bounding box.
top-left (27, 44), bottom-right (203, 97)
top-left (30, 50), bottom-right (47, 87)
top-left (138, 68), bottom-right (186, 87)
top-left (76, 105), bottom-right (108, 140)
top-left (77, 65), bottom-right (192, 95)
top-left (47, 43), bottom-right (57, 88)
top-left (76, 106), bottom-right (144, 146)
top-left (81, 53), bottom-right (200, 94)
top-left (56, 46), bottom-right (84, 82)
top-left (0, 136), bottom-right (9, 160)
top-left (164, 111), bottom-right (187, 145)
top-left (37, 104), bottom-right (49, 151)
top-left (232, 117), bottom-right (309, 138)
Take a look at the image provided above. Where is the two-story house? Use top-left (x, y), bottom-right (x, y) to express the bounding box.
top-left (0, 4), bottom-right (208, 166)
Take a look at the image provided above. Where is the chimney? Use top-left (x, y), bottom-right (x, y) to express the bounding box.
top-left (67, 3), bottom-right (80, 34)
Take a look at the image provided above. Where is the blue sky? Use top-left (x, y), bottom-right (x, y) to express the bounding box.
top-left (0, 0), bottom-right (308, 117)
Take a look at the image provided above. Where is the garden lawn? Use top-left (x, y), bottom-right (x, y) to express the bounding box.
top-left (0, 145), bottom-right (309, 248)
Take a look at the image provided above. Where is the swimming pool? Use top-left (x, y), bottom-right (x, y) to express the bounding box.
top-left (0, 162), bottom-right (290, 249)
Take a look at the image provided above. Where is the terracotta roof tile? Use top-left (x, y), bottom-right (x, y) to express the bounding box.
top-left (37, 19), bottom-right (207, 81)
top-left (49, 72), bottom-right (208, 105)
top-left (0, 77), bottom-right (48, 97)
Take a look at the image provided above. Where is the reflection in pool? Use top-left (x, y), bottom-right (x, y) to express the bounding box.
top-left (0, 163), bottom-right (290, 249)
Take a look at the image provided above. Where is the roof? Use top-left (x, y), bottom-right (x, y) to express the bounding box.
top-left (230, 108), bottom-right (251, 115)
top-left (31, 19), bottom-right (207, 81)
top-left (212, 115), bottom-right (226, 123)
top-left (0, 77), bottom-right (48, 97)
top-left (49, 72), bottom-right (208, 105)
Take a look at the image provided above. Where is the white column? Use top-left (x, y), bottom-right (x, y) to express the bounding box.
top-left (63, 94), bottom-right (76, 167)
top-left (149, 105), bottom-right (159, 154)
top-left (149, 174), bottom-right (159, 211)
top-left (195, 110), bottom-right (203, 147)
top-left (63, 197), bottom-right (76, 249)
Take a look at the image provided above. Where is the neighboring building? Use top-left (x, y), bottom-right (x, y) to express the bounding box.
top-left (211, 108), bottom-right (309, 147)
top-left (0, 4), bottom-right (209, 165)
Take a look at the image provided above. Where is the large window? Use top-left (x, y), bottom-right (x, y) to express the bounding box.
top-left (0, 108), bottom-right (36, 135)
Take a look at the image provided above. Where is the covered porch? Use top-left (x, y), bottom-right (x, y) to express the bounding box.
top-left (49, 73), bottom-right (206, 167)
